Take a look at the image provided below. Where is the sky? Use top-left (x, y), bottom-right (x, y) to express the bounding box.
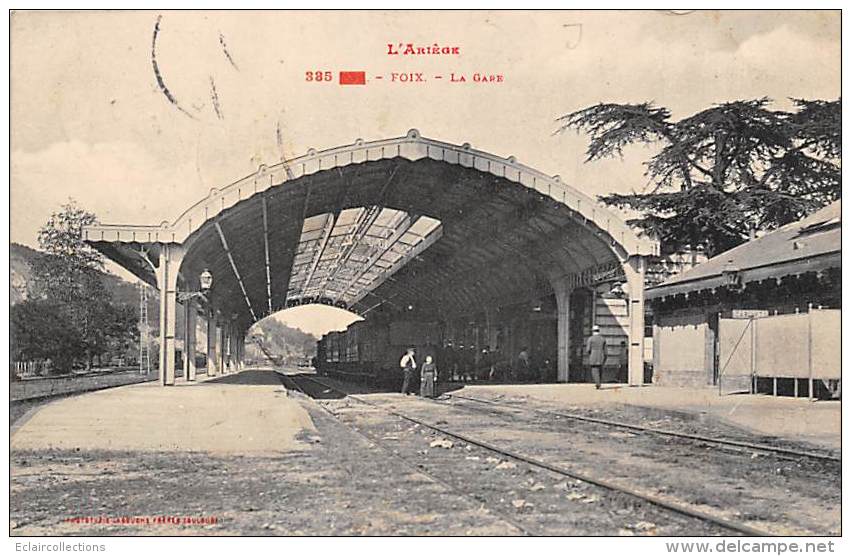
top-left (10, 10), bottom-right (841, 336)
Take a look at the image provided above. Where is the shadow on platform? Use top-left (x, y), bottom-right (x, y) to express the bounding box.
top-left (203, 369), bottom-right (287, 386)
top-left (284, 374), bottom-right (347, 400)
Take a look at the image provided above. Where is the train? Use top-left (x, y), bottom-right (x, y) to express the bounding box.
top-left (314, 302), bottom-right (564, 387)
top-left (315, 319), bottom-right (442, 388)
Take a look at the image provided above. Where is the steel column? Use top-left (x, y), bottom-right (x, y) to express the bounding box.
top-left (183, 301), bottom-right (197, 381)
top-left (215, 322), bottom-right (224, 374)
top-left (624, 255), bottom-right (647, 386)
top-left (226, 327), bottom-right (233, 373)
top-left (206, 310), bottom-right (218, 377)
top-left (224, 325), bottom-right (233, 373)
top-left (156, 244), bottom-right (183, 386)
top-left (238, 332), bottom-right (245, 371)
top-left (553, 278), bottom-right (572, 383)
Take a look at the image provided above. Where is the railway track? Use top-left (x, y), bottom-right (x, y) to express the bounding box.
top-left (276, 373), bottom-right (539, 535)
top-left (283, 372), bottom-right (772, 536)
top-left (443, 393), bottom-right (841, 464)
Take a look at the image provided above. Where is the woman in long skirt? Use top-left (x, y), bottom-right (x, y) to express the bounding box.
top-left (420, 355), bottom-right (437, 398)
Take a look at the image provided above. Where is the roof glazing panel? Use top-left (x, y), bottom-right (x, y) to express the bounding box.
top-left (286, 207), bottom-right (442, 306)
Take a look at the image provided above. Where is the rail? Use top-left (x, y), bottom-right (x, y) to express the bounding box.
top-left (277, 372), bottom-right (536, 535)
top-left (445, 393), bottom-right (840, 464)
top-left (293, 374), bottom-right (772, 536)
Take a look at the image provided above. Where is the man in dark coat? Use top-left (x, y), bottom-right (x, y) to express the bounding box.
top-left (585, 325), bottom-right (607, 389)
top-left (420, 355), bottom-right (437, 398)
top-left (618, 340), bottom-right (629, 383)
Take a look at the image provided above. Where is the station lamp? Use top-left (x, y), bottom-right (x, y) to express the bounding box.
top-left (178, 269), bottom-right (213, 302)
top-left (722, 260), bottom-right (743, 291)
top-left (199, 268), bottom-right (213, 293)
top-left (608, 282), bottom-right (626, 298)
top-left (608, 280), bottom-right (631, 300)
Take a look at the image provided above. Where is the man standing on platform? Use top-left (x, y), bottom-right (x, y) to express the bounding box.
top-left (517, 347), bottom-right (530, 382)
top-left (618, 339), bottom-right (629, 383)
top-left (420, 355), bottom-right (437, 398)
top-left (585, 325), bottom-right (607, 390)
top-left (400, 347), bottom-right (417, 395)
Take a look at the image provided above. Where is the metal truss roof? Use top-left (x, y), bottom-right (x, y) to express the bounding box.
top-left (84, 130), bottom-right (659, 332)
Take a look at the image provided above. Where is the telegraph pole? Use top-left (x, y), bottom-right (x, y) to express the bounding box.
top-left (139, 282), bottom-right (151, 375)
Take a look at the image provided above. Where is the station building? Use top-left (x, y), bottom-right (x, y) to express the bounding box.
top-left (647, 201), bottom-right (841, 398)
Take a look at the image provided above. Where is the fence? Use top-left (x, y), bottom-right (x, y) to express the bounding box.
top-left (12, 360), bottom-right (51, 378)
top-left (717, 308), bottom-right (840, 397)
top-left (11, 367), bottom-right (152, 402)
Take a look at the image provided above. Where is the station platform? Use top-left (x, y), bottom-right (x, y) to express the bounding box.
top-left (461, 383), bottom-right (841, 451)
top-left (11, 369), bottom-right (316, 455)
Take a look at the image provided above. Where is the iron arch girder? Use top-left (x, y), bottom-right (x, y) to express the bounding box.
top-left (121, 132), bottom-right (656, 258)
top-left (84, 132), bottom-right (659, 323)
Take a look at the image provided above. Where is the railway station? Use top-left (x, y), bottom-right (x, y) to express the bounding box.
top-left (10, 8), bottom-right (842, 542)
top-left (18, 131), bottom-right (838, 538)
top-left (82, 130), bottom-right (659, 389)
top-left (17, 136), bottom-right (843, 537)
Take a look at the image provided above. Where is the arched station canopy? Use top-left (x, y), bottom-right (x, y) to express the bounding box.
top-left (84, 130), bottom-right (658, 332)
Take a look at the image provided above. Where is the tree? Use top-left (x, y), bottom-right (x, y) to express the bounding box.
top-left (24, 199), bottom-right (138, 371)
top-left (11, 300), bottom-right (80, 373)
top-left (31, 199), bottom-right (102, 302)
top-left (75, 294), bottom-right (139, 369)
top-left (100, 303), bottom-right (139, 365)
top-left (556, 98), bottom-right (840, 256)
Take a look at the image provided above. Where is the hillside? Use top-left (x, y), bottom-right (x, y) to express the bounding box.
top-left (10, 243), bottom-right (39, 304)
top-left (10, 242), bottom-right (171, 332)
top-left (12, 242), bottom-right (138, 303)
top-left (248, 317), bottom-right (317, 364)
top-left (11, 242), bottom-right (318, 360)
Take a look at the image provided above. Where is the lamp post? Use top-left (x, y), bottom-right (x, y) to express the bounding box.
top-left (178, 268), bottom-right (213, 302)
top-left (175, 270), bottom-right (212, 382)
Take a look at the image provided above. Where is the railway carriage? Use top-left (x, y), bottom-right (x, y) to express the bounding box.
top-left (316, 319), bottom-right (441, 388)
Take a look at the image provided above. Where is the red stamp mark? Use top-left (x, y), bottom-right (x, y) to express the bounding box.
top-left (339, 71), bottom-right (366, 85)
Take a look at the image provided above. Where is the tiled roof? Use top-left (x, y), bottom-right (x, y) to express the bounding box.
top-left (647, 201), bottom-right (841, 298)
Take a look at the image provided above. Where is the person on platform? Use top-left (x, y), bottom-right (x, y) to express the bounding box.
top-left (540, 356), bottom-right (552, 383)
top-left (585, 325), bottom-right (607, 389)
top-left (618, 339), bottom-right (629, 383)
top-left (454, 343), bottom-right (464, 381)
top-left (400, 348), bottom-right (417, 395)
top-left (444, 341), bottom-right (458, 382)
top-left (517, 347), bottom-right (530, 382)
top-left (481, 345), bottom-right (494, 381)
top-left (420, 355), bottom-right (438, 398)
top-left (463, 345), bottom-right (475, 382)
